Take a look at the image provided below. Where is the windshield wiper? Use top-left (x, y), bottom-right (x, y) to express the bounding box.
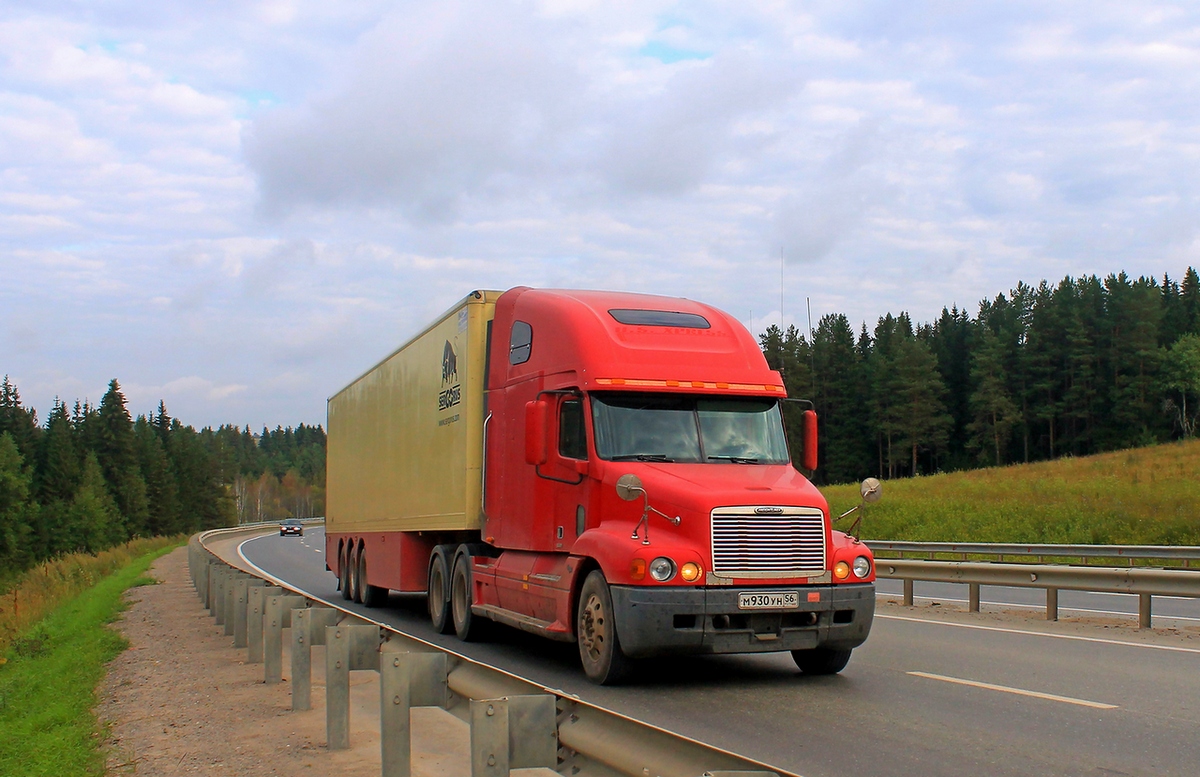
top-left (707, 455), bottom-right (760, 464)
top-left (611, 453), bottom-right (675, 462)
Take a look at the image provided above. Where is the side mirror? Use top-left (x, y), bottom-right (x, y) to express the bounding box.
top-left (801, 409), bottom-right (819, 472)
top-left (860, 477), bottom-right (882, 503)
top-left (524, 399), bottom-right (550, 465)
top-left (615, 473), bottom-right (644, 501)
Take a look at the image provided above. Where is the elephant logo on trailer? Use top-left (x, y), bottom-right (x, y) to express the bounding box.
top-left (442, 340), bottom-right (458, 385)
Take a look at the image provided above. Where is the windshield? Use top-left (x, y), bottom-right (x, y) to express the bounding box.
top-left (591, 393), bottom-right (790, 464)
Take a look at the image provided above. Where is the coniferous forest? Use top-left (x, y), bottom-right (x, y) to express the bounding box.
top-left (3, 267), bottom-right (1199, 573)
top-left (0, 377), bottom-right (325, 576)
top-left (764, 268), bottom-right (1200, 485)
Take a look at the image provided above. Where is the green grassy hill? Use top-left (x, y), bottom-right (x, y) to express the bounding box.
top-left (822, 439), bottom-right (1200, 545)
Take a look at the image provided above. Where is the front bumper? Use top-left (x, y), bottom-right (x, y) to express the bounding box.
top-left (610, 583), bottom-right (874, 658)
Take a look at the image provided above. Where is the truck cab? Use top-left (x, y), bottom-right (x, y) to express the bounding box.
top-left (470, 287), bottom-right (874, 682)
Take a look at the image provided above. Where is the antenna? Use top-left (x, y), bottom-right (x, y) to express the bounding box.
top-left (780, 247), bottom-right (785, 330)
top-left (807, 296), bottom-right (813, 342)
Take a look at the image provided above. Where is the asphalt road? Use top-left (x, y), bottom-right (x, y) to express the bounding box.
top-left (237, 528), bottom-right (1200, 777)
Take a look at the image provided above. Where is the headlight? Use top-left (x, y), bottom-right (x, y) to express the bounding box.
top-left (679, 562), bottom-right (701, 582)
top-left (649, 557), bottom-right (676, 582)
top-left (853, 556), bottom-right (872, 579)
top-left (833, 560), bottom-right (850, 580)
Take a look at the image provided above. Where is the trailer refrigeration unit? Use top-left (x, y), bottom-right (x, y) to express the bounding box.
top-left (325, 287), bottom-right (876, 684)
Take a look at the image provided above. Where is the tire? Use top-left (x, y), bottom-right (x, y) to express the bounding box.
top-left (792, 647), bottom-right (852, 675)
top-left (357, 548), bottom-right (387, 607)
top-left (451, 551), bottom-right (485, 641)
top-left (427, 549), bottom-right (453, 634)
top-left (577, 570), bottom-right (632, 685)
top-left (339, 545), bottom-right (353, 600)
top-left (280, 531), bottom-right (285, 536)
top-left (347, 545), bottom-right (362, 603)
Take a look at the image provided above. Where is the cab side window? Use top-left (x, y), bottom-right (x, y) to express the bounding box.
top-left (510, 321), bottom-right (532, 365)
top-left (559, 398), bottom-right (587, 460)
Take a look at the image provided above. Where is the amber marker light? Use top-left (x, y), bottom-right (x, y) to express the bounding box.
top-left (680, 562), bottom-right (702, 582)
top-left (834, 561), bottom-right (851, 580)
top-left (630, 558), bottom-right (647, 580)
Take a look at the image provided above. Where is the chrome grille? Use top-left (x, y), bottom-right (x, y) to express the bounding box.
top-left (710, 507), bottom-right (826, 577)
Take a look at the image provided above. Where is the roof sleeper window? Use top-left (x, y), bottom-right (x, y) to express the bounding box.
top-left (509, 320), bottom-right (533, 365)
top-left (608, 309), bottom-right (710, 329)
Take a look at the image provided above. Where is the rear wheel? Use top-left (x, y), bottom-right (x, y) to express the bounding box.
top-left (428, 549), bottom-right (453, 633)
top-left (347, 545), bottom-right (362, 603)
top-left (791, 647), bottom-right (852, 675)
top-left (338, 545), bottom-right (352, 600)
top-left (358, 549), bottom-right (387, 607)
top-left (451, 551), bottom-right (485, 641)
top-left (577, 571), bottom-right (632, 685)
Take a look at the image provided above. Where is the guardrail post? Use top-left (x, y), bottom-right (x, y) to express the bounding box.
top-left (291, 606), bottom-right (340, 711)
top-left (469, 694), bottom-right (558, 777)
top-left (325, 624), bottom-right (381, 750)
top-left (264, 594), bottom-right (306, 684)
top-left (968, 583), bottom-right (980, 613)
top-left (1046, 587), bottom-right (1058, 621)
top-left (381, 653), bottom-right (413, 777)
top-left (902, 579), bottom-right (914, 607)
top-left (206, 560), bottom-right (219, 612)
top-left (235, 579), bottom-right (267, 649)
top-left (247, 586), bottom-right (281, 664)
top-left (471, 698), bottom-right (509, 776)
top-left (223, 570), bottom-right (243, 637)
top-left (1139, 594), bottom-right (1152, 629)
top-left (214, 566), bottom-right (230, 625)
top-left (380, 652), bottom-right (451, 777)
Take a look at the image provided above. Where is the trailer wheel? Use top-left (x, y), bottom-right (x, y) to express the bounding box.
top-left (791, 647), bottom-right (852, 675)
top-left (358, 549), bottom-right (387, 607)
top-left (451, 552), bottom-right (485, 641)
top-left (577, 571), bottom-right (632, 685)
top-left (427, 549), bottom-right (453, 633)
top-left (347, 544), bottom-right (362, 603)
top-left (339, 545), bottom-right (352, 600)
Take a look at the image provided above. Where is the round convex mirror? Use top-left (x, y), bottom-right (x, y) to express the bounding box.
top-left (615, 474), bottom-right (644, 501)
top-left (860, 477), bottom-right (882, 503)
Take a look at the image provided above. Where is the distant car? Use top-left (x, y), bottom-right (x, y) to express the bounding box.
top-left (280, 519), bottom-right (304, 537)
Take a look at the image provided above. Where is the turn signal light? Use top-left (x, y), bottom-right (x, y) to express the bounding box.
top-left (630, 558), bottom-right (646, 580)
top-left (680, 562), bottom-right (702, 582)
top-left (834, 561), bottom-right (850, 580)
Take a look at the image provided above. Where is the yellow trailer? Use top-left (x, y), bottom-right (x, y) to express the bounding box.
top-left (325, 290), bottom-right (501, 537)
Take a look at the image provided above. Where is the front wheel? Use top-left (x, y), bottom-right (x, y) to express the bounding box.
top-left (792, 647), bottom-right (852, 675)
top-left (577, 571), bottom-right (632, 685)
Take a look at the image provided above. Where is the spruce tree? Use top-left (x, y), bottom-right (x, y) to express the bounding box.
top-left (69, 452), bottom-right (122, 553)
top-left (94, 379), bottom-right (149, 539)
top-left (0, 433), bottom-right (34, 570)
top-left (0, 376), bottom-right (40, 464)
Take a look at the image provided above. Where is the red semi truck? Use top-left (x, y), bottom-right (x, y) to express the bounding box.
top-left (325, 287), bottom-right (875, 683)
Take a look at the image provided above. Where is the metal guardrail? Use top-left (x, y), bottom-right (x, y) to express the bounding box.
top-left (189, 526), bottom-right (790, 777)
top-left (867, 541), bottom-right (1200, 564)
top-left (874, 557), bottom-right (1200, 628)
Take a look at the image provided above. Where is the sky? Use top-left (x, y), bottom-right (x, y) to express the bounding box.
top-left (2, 1), bottom-right (1199, 430)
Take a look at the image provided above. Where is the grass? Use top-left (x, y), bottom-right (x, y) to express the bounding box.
top-left (0, 537), bottom-right (182, 653)
top-left (0, 540), bottom-right (180, 777)
top-left (824, 438), bottom-right (1200, 547)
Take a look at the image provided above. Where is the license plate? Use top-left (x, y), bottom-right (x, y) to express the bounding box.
top-left (737, 591), bottom-right (800, 610)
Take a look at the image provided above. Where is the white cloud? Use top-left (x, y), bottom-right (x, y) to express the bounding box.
top-left (2, 1), bottom-right (1200, 428)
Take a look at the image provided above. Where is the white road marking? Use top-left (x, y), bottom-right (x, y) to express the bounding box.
top-left (878, 614), bottom-right (1200, 654)
top-left (907, 671), bottom-right (1118, 709)
top-left (877, 592), bottom-right (1200, 624)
